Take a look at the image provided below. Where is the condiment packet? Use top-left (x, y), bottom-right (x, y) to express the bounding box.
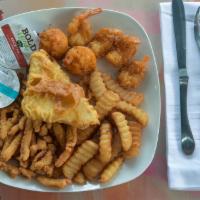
top-left (0, 23), bottom-right (38, 70)
top-left (0, 23), bottom-right (39, 107)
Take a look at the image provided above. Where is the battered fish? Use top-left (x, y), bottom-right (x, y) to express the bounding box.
top-left (22, 50), bottom-right (99, 128)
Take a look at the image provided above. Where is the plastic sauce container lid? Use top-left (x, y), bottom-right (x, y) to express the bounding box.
top-left (0, 23), bottom-right (39, 107)
top-left (0, 66), bottom-right (20, 108)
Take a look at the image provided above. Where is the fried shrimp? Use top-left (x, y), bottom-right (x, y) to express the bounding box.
top-left (89, 28), bottom-right (123, 57)
top-left (67, 8), bottom-right (102, 46)
top-left (39, 28), bottom-right (68, 59)
top-left (117, 56), bottom-right (149, 88)
top-left (106, 35), bottom-right (140, 68)
top-left (63, 46), bottom-right (96, 75)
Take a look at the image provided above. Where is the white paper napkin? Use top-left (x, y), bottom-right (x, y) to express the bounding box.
top-left (160, 2), bottom-right (200, 190)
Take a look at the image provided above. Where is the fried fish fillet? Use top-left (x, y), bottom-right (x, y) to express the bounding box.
top-left (21, 49), bottom-right (99, 128)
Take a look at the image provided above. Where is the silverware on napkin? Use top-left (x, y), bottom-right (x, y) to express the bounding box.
top-left (172, 0), bottom-right (195, 155)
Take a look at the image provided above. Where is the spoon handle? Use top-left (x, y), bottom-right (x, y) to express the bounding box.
top-left (180, 76), bottom-right (195, 155)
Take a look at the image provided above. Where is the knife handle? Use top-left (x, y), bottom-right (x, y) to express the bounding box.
top-left (180, 76), bottom-right (195, 154)
top-left (180, 77), bottom-right (190, 133)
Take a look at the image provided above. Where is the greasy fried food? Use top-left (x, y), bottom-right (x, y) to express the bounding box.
top-left (0, 134), bottom-right (22, 162)
top-left (89, 28), bottom-right (123, 57)
top-left (20, 119), bottom-right (33, 161)
top-left (8, 115), bottom-right (26, 136)
top-left (30, 139), bottom-right (47, 157)
top-left (99, 122), bottom-right (112, 163)
top-left (77, 125), bottom-right (97, 145)
top-left (111, 130), bottom-right (122, 160)
top-left (42, 136), bottom-right (53, 144)
top-left (0, 161), bottom-right (19, 178)
top-left (117, 56), bottom-right (149, 88)
top-left (33, 120), bottom-right (42, 132)
top-left (37, 176), bottom-right (71, 188)
top-left (19, 116), bottom-right (27, 130)
top-left (99, 156), bottom-right (123, 183)
top-left (62, 140), bottom-right (98, 179)
top-left (39, 28), bottom-right (68, 59)
top-left (102, 73), bottom-right (144, 106)
top-left (73, 172), bottom-right (86, 184)
top-left (112, 112), bottom-right (132, 151)
top-left (63, 46), bottom-right (96, 75)
top-left (106, 35), bottom-right (140, 68)
top-left (19, 167), bottom-right (36, 179)
top-left (95, 90), bottom-right (120, 120)
top-left (32, 150), bottom-right (53, 171)
top-left (0, 107), bottom-right (19, 140)
top-left (55, 127), bottom-right (77, 167)
top-left (31, 150), bottom-right (54, 177)
top-left (124, 121), bottom-right (142, 158)
top-left (82, 158), bottom-right (105, 180)
top-left (22, 50), bottom-right (99, 128)
top-left (39, 124), bottom-right (48, 136)
top-left (67, 8), bottom-right (102, 46)
top-left (116, 101), bottom-right (148, 127)
top-left (53, 123), bottom-right (66, 148)
top-left (90, 70), bottom-right (107, 100)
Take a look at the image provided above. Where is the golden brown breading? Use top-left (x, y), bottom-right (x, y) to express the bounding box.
top-left (117, 56), bottom-right (149, 88)
top-left (39, 28), bottom-right (68, 59)
top-left (63, 46), bottom-right (96, 75)
top-left (22, 50), bottom-right (99, 128)
top-left (106, 35), bottom-right (140, 68)
top-left (67, 8), bottom-right (102, 46)
top-left (89, 28), bottom-right (123, 57)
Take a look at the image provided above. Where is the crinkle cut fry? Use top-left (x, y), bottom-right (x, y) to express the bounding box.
top-left (95, 90), bottom-right (120, 120)
top-left (116, 101), bottom-right (148, 127)
top-left (83, 158), bottom-right (105, 180)
top-left (112, 112), bottom-right (132, 151)
top-left (124, 121), bottom-right (143, 158)
top-left (90, 70), bottom-right (106, 100)
top-left (102, 73), bottom-right (144, 106)
top-left (73, 172), bottom-right (86, 184)
top-left (62, 140), bottom-right (98, 179)
top-left (99, 122), bottom-right (112, 163)
top-left (99, 156), bottom-right (123, 183)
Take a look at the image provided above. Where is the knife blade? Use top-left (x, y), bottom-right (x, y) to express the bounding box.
top-left (194, 7), bottom-right (200, 50)
top-left (172, 0), bottom-right (195, 155)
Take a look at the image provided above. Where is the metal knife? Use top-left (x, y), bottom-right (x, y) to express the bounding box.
top-left (172, 0), bottom-right (195, 155)
top-left (194, 7), bottom-right (200, 50)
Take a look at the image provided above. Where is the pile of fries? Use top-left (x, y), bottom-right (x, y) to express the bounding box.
top-left (0, 70), bottom-right (148, 188)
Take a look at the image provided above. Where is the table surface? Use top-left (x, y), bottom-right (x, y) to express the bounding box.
top-left (0, 0), bottom-right (200, 199)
